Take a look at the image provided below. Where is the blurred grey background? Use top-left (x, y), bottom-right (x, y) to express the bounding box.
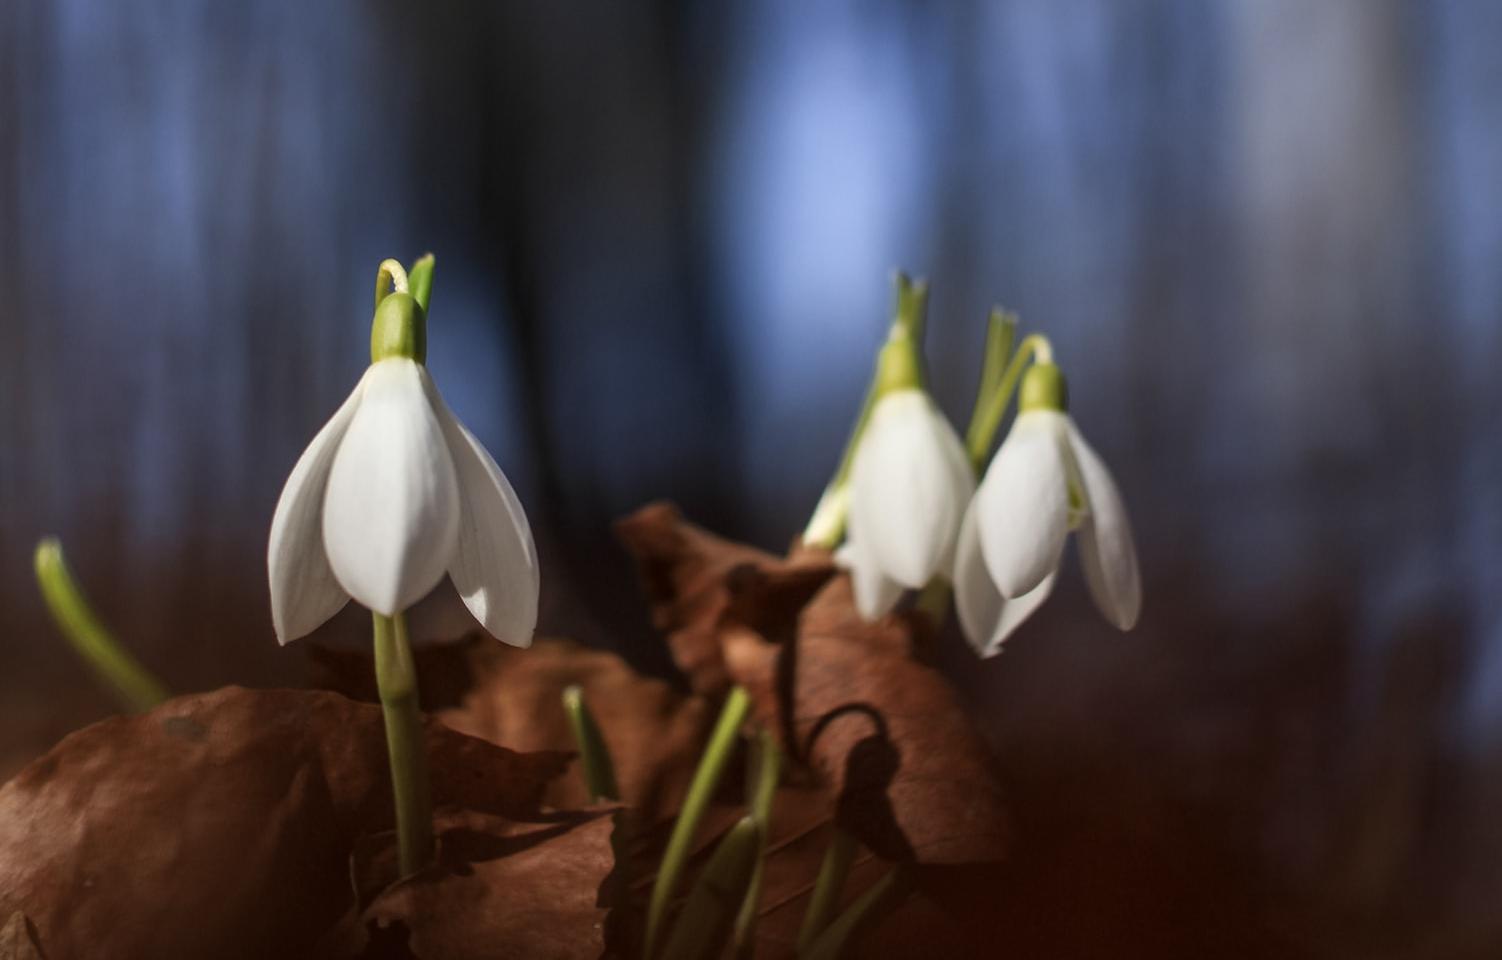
top-left (2, 1), bottom-right (1500, 956)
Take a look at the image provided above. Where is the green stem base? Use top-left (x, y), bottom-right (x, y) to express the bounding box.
top-left (373, 611), bottom-right (433, 877)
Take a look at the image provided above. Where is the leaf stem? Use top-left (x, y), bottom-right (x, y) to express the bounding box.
top-left (33, 538), bottom-right (168, 712)
top-left (563, 684), bottom-right (620, 802)
top-left (797, 826), bottom-right (859, 953)
top-left (646, 686), bottom-right (752, 958)
top-left (802, 865), bottom-right (913, 960)
top-left (373, 610), bottom-right (433, 877)
top-left (964, 309), bottom-right (1018, 462)
top-left (408, 254), bottom-right (435, 314)
top-left (965, 332), bottom-right (1053, 473)
top-left (659, 816), bottom-right (763, 960)
top-left (733, 729), bottom-right (783, 957)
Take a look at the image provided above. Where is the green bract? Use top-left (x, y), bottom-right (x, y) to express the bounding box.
top-left (1019, 361), bottom-right (1068, 413)
top-left (370, 292), bottom-right (427, 364)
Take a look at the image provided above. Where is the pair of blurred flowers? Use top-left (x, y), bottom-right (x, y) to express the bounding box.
top-left (837, 342), bottom-right (1141, 656)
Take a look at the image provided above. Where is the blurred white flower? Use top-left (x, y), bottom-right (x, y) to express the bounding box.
top-left (955, 407), bottom-right (1140, 655)
top-left (841, 389), bottom-right (974, 618)
top-left (267, 356), bottom-right (538, 646)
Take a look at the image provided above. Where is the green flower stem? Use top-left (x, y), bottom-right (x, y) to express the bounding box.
top-left (893, 273), bottom-right (930, 344)
top-left (659, 816), bottom-right (763, 960)
top-left (913, 578), bottom-right (952, 626)
top-left (801, 273), bottom-right (931, 551)
top-left (796, 826), bottom-right (859, 953)
top-left (964, 309), bottom-right (1018, 463)
top-left (965, 332), bottom-right (1054, 473)
top-left (732, 729), bottom-right (784, 958)
top-left (374, 258), bottom-right (410, 307)
top-left (408, 253), bottom-right (435, 314)
top-left (562, 684), bottom-right (620, 802)
top-left (802, 866), bottom-right (913, 960)
top-left (33, 538), bottom-right (168, 713)
top-left (646, 686), bottom-right (752, 958)
top-left (372, 611), bottom-right (433, 877)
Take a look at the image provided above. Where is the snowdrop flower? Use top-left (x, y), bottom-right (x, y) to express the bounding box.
top-left (955, 362), bottom-right (1140, 655)
top-left (840, 335), bottom-right (974, 619)
top-left (268, 288), bottom-right (538, 646)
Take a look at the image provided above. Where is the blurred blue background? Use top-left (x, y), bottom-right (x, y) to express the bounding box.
top-left (2, 1), bottom-right (1500, 956)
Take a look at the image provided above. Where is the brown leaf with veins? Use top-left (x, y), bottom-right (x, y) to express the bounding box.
top-left (0, 686), bottom-right (577, 959)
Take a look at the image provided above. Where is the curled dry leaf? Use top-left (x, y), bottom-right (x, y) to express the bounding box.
top-left (615, 502), bottom-right (837, 697)
top-left (617, 502), bottom-right (1010, 867)
top-left (314, 634), bottom-right (718, 826)
top-left (0, 686), bottom-right (573, 959)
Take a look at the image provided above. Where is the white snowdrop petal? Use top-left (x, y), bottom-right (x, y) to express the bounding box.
top-left (848, 390), bottom-right (974, 588)
top-left (323, 358), bottom-right (461, 615)
top-left (953, 502), bottom-right (1001, 653)
top-left (423, 373), bottom-right (540, 647)
top-left (267, 381), bottom-right (363, 644)
top-left (837, 536), bottom-right (905, 620)
top-left (954, 503), bottom-right (1055, 656)
top-left (936, 410), bottom-right (979, 580)
top-left (975, 410), bottom-right (1070, 598)
top-left (1069, 422), bottom-right (1141, 630)
top-left (988, 573), bottom-right (1056, 654)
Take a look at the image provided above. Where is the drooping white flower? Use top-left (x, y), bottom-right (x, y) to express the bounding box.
top-left (954, 363), bottom-right (1140, 655)
top-left (842, 388), bottom-right (974, 619)
top-left (267, 294), bottom-right (538, 647)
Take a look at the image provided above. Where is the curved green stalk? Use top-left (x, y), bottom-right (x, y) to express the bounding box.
top-left (732, 729), bottom-right (784, 957)
top-left (796, 826), bottom-right (859, 953)
top-left (373, 611), bottom-right (433, 877)
top-left (374, 258), bottom-right (409, 307)
top-left (33, 538), bottom-right (168, 712)
top-left (646, 686), bottom-right (752, 958)
top-left (966, 332), bottom-right (1053, 472)
top-left (562, 684), bottom-right (620, 802)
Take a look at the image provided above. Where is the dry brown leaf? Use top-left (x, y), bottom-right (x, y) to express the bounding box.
top-left (615, 502), bottom-right (836, 697)
top-left (439, 637), bottom-right (721, 825)
top-left (341, 807), bottom-right (620, 960)
top-left (314, 635), bottom-right (719, 827)
top-left (617, 503), bottom-right (1010, 867)
top-left (0, 686), bottom-right (573, 959)
top-left (0, 913), bottom-right (42, 960)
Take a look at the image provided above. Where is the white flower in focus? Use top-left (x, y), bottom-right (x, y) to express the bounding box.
top-left (841, 389), bottom-right (974, 619)
top-left (267, 295), bottom-right (538, 647)
top-left (954, 365), bottom-right (1140, 655)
